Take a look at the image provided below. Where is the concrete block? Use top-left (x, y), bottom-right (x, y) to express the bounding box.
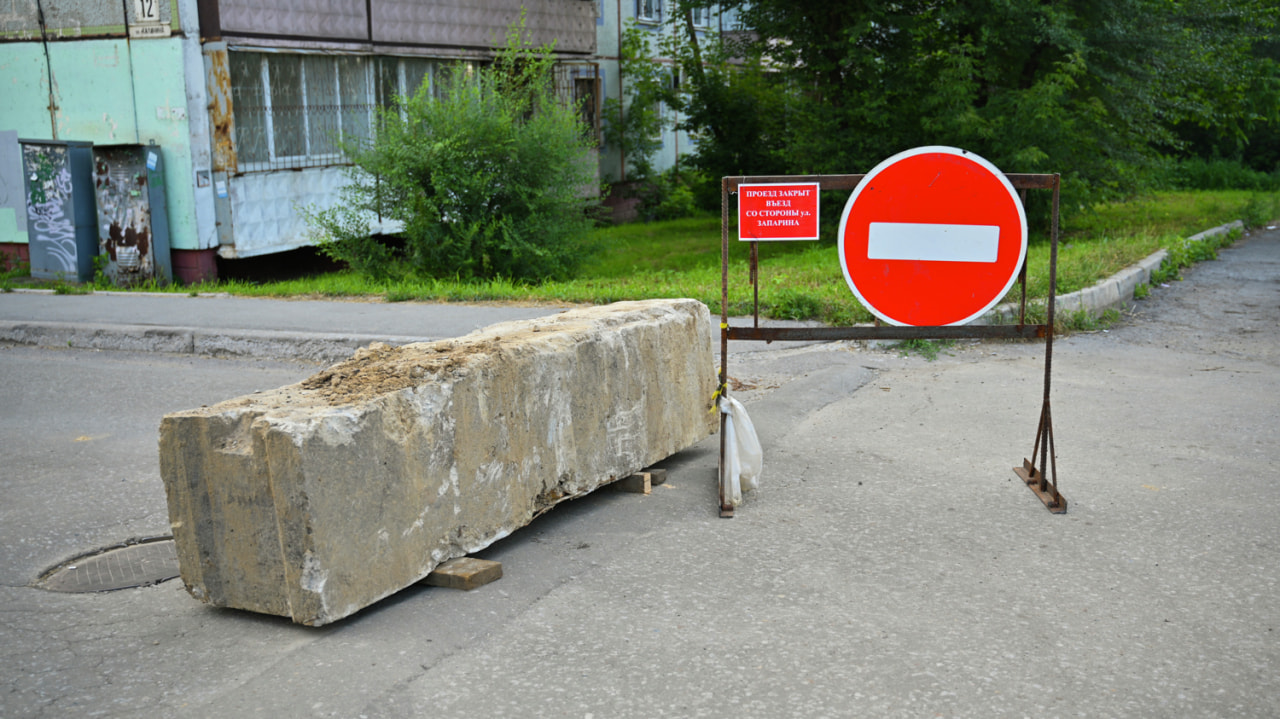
top-left (159, 300), bottom-right (717, 625)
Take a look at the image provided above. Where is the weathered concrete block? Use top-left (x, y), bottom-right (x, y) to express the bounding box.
top-left (159, 300), bottom-right (717, 625)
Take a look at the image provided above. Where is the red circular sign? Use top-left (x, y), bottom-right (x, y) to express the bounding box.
top-left (838, 146), bottom-right (1027, 326)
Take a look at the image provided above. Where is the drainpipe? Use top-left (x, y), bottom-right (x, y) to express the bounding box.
top-left (616, 0), bottom-right (625, 182)
top-left (120, 0), bottom-right (143, 143)
top-left (34, 0), bottom-right (58, 138)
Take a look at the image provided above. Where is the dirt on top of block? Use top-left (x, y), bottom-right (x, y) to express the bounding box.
top-left (300, 339), bottom-right (503, 405)
top-left (292, 301), bottom-right (688, 406)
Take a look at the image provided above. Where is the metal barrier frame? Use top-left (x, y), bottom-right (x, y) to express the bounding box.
top-left (717, 173), bottom-right (1066, 517)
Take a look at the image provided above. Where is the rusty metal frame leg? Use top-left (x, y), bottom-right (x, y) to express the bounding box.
top-left (718, 176), bottom-right (734, 518)
top-left (1013, 174), bottom-right (1067, 513)
top-left (1015, 400), bottom-right (1065, 512)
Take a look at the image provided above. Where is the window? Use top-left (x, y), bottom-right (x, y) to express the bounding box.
top-left (637, 0), bottom-right (660, 23)
top-left (554, 63), bottom-right (602, 141)
top-left (228, 52), bottom-right (443, 171)
top-left (690, 6), bottom-right (711, 27)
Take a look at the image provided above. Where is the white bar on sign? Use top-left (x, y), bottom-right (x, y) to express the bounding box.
top-left (867, 222), bottom-right (1000, 263)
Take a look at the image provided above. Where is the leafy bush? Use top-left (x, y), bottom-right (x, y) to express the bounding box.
top-left (308, 19), bottom-right (599, 283)
top-left (1242, 192), bottom-right (1280, 228)
top-left (1173, 158), bottom-right (1280, 192)
top-left (632, 170), bottom-right (702, 222)
top-left (1151, 226), bottom-right (1243, 284)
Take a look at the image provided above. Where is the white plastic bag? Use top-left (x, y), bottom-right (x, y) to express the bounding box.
top-left (720, 395), bottom-right (763, 507)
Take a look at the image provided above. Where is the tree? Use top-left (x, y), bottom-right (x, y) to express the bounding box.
top-left (663, 2), bottom-right (790, 183)
top-left (308, 18), bottom-right (598, 282)
top-left (693, 0), bottom-right (1277, 204)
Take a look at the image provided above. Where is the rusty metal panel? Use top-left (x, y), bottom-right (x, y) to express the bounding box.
top-left (92, 144), bottom-right (173, 285)
top-left (204, 43), bottom-right (237, 173)
top-left (374, 0), bottom-right (596, 54)
top-left (216, 0), bottom-right (368, 41)
top-left (203, 42), bottom-right (236, 247)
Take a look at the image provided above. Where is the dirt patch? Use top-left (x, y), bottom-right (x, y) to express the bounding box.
top-left (300, 339), bottom-right (502, 405)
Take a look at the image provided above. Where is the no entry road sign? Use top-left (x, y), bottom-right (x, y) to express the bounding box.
top-left (838, 146), bottom-right (1027, 326)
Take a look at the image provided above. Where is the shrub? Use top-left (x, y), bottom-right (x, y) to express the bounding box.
top-left (1242, 192), bottom-right (1280, 228)
top-left (1173, 158), bottom-right (1280, 192)
top-left (309, 19), bottom-right (599, 283)
top-left (633, 170), bottom-right (702, 222)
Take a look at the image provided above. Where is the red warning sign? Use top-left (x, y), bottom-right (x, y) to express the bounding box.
top-left (838, 147), bottom-right (1027, 326)
top-left (739, 182), bottom-right (820, 241)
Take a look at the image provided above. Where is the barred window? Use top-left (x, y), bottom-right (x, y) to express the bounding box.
top-left (554, 62), bottom-right (602, 142)
top-left (228, 52), bottom-right (442, 171)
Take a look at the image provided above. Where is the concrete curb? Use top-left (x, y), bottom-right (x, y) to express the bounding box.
top-left (981, 219), bottom-right (1244, 325)
top-left (0, 320), bottom-right (434, 364)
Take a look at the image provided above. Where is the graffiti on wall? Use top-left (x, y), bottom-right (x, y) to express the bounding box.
top-left (23, 144), bottom-right (79, 275)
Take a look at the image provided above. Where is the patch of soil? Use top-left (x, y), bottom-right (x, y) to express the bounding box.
top-left (300, 339), bottom-right (501, 405)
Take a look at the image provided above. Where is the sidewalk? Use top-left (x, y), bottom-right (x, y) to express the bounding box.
top-left (0, 293), bottom-right (566, 363)
top-left (0, 291), bottom-right (828, 362)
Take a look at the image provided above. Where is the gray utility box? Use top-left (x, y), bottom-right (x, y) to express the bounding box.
top-left (92, 144), bottom-right (173, 285)
top-left (20, 139), bottom-right (97, 282)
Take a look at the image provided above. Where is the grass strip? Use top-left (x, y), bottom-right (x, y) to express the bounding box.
top-left (10, 190), bottom-right (1277, 328)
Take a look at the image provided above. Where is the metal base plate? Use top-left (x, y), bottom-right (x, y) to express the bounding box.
top-left (1014, 459), bottom-right (1067, 514)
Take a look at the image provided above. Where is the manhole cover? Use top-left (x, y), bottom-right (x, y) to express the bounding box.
top-left (38, 537), bottom-right (180, 593)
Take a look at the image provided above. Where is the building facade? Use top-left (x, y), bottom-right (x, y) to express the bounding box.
top-left (1, 1), bottom-right (734, 281)
top-left (595, 0), bottom-right (738, 184)
top-left (1, 0), bottom-right (598, 281)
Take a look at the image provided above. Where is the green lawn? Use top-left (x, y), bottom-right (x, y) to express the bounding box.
top-left (7, 190), bottom-right (1277, 329)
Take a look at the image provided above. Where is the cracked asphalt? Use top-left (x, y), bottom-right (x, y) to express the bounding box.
top-left (1, 226), bottom-right (1277, 718)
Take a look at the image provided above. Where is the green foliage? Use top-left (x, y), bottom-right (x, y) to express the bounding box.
top-left (694, 0), bottom-right (1277, 206)
top-left (1151, 226), bottom-right (1243, 283)
top-left (301, 202), bottom-right (395, 280)
top-left (770, 287), bottom-right (823, 321)
top-left (1061, 308), bottom-right (1122, 333)
top-left (898, 339), bottom-right (954, 361)
top-left (1242, 192), bottom-right (1280, 228)
top-left (308, 16), bottom-right (598, 283)
top-left (50, 274), bottom-right (91, 295)
top-left (0, 256), bottom-right (29, 292)
top-left (631, 169), bottom-right (703, 222)
top-left (91, 254), bottom-right (114, 290)
top-left (1166, 158), bottom-right (1280, 192)
top-left (598, 21), bottom-right (708, 221)
top-left (661, 3), bottom-right (790, 203)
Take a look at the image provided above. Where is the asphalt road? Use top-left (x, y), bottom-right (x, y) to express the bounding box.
top-left (1, 227), bottom-right (1276, 718)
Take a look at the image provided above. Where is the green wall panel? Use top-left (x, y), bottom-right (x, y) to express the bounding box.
top-left (1, 38), bottom-right (199, 250)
